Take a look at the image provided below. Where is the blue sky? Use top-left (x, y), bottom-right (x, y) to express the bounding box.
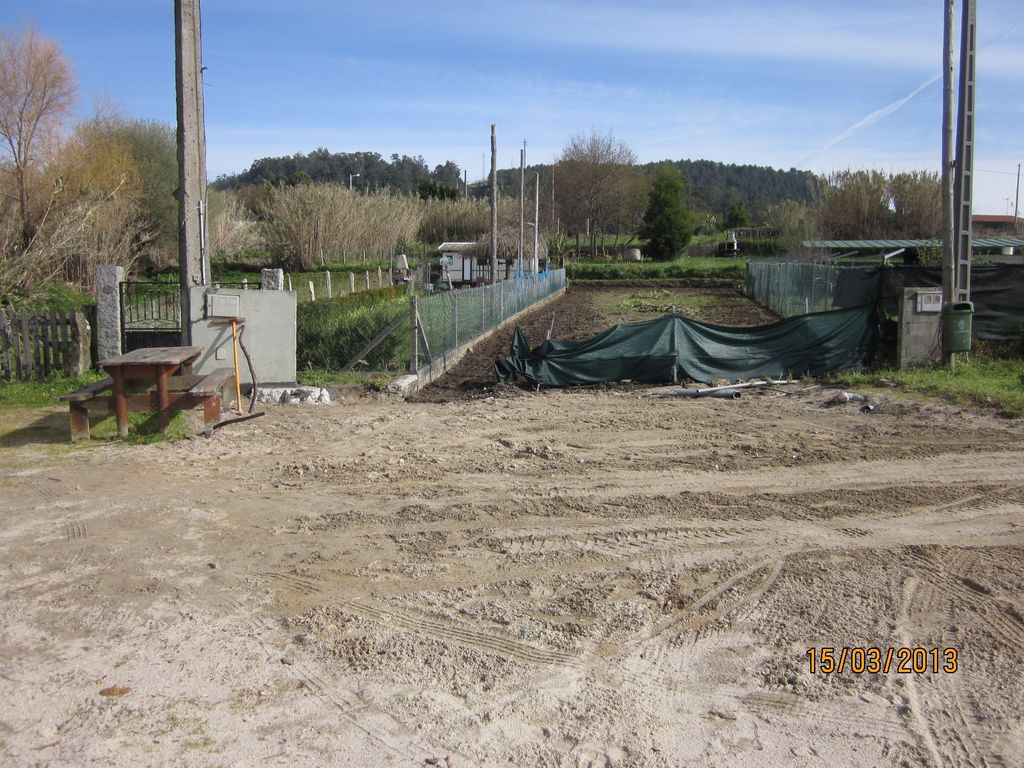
top-left (6, 0), bottom-right (1023, 213)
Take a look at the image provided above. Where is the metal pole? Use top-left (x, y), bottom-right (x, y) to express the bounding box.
top-left (941, 0), bottom-right (956, 309)
top-left (952, 0), bottom-right (977, 303)
top-left (410, 295), bottom-right (418, 373)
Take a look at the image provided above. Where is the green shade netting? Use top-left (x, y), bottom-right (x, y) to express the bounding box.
top-left (495, 304), bottom-right (877, 387)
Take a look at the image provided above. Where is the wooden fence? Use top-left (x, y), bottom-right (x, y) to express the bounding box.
top-left (0, 309), bottom-right (92, 381)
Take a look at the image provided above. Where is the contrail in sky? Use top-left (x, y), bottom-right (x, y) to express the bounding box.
top-left (802, 73), bottom-right (940, 166)
top-left (820, 74), bottom-right (940, 154)
top-left (806, 15), bottom-right (1024, 166)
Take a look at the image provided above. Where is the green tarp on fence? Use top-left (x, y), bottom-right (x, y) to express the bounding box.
top-left (495, 304), bottom-right (878, 387)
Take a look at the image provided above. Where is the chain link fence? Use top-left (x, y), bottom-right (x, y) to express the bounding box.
top-left (413, 270), bottom-right (566, 371)
top-left (746, 259), bottom-right (846, 317)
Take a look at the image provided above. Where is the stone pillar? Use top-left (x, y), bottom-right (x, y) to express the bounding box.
top-left (261, 268), bottom-right (284, 290)
top-left (96, 265), bottom-right (124, 362)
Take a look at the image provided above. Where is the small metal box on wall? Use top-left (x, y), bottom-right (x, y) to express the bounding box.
top-left (898, 288), bottom-right (943, 368)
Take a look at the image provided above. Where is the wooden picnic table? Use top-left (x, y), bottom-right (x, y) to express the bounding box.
top-left (59, 346), bottom-right (234, 441)
top-left (98, 346), bottom-right (203, 437)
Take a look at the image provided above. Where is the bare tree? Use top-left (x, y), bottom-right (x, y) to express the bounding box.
top-left (555, 130), bottom-right (638, 258)
top-left (0, 25), bottom-right (75, 246)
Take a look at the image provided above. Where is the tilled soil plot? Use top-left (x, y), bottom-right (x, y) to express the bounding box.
top-left (1, 288), bottom-right (1023, 767)
top-left (411, 285), bottom-right (778, 402)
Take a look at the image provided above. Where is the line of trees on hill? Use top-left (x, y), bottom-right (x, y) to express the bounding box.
top-left (213, 147), bottom-right (817, 224)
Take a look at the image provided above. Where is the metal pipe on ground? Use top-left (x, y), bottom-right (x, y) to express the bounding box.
top-left (674, 388), bottom-right (743, 399)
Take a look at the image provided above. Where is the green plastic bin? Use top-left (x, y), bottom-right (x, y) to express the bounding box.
top-left (942, 300), bottom-right (974, 353)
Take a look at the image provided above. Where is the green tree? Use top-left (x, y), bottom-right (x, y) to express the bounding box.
top-left (640, 163), bottom-right (691, 261)
top-left (724, 201), bottom-right (752, 229)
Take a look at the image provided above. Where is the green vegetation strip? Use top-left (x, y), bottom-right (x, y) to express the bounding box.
top-left (566, 257), bottom-right (746, 282)
top-left (831, 359), bottom-right (1024, 418)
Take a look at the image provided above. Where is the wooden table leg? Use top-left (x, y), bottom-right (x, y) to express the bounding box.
top-left (156, 365), bottom-right (172, 434)
top-left (111, 369), bottom-right (129, 437)
top-left (69, 402), bottom-right (90, 441)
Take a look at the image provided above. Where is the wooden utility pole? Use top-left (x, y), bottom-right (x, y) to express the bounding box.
top-left (520, 144), bottom-right (528, 276)
top-left (489, 124), bottom-right (498, 284)
top-left (533, 172), bottom-right (540, 274)
top-left (175, 0), bottom-right (209, 343)
top-left (1015, 163), bottom-right (1021, 226)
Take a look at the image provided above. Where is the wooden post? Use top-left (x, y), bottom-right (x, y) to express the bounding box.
top-left (308, 280), bottom-right (316, 302)
top-left (19, 311), bottom-right (32, 378)
top-left (72, 311), bottom-right (91, 375)
top-left (325, 271), bottom-right (332, 299)
top-left (377, 267), bottom-right (383, 288)
top-left (349, 272), bottom-right (356, 295)
top-left (490, 124), bottom-right (498, 284)
top-left (364, 271), bottom-right (370, 291)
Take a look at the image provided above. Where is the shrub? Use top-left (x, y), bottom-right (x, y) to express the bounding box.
top-left (296, 289), bottom-right (409, 371)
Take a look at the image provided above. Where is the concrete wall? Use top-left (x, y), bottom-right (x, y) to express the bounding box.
top-left (188, 287), bottom-right (296, 386)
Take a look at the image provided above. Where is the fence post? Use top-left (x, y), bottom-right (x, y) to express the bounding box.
top-left (325, 271), bottom-right (333, 299)
top-left (287, 274), bottom-right (293, 292)
top-left (72, 311), bottom-right (92, 375)
top-left (410, 295), bottom-right (419, 374)
top-left (261, 268), bottom-right (284, 290)
top-left (364, 271), bottom-right (370, 291)
top-left (308, 280), bottom-right (316, 302)
top-left (481, 285), bottom-right (486, 333)
top-left (96, 265), bottom-right (124, 362)
top-left (377, 267), bottom-right (383, 288)
top-left (350, 272), bottom-right (356, 295)
top-left (453, 290), bottom-right (459, 349)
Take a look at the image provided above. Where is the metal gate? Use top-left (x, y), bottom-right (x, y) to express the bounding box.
top-left (120, 281), bottom-right (182, 352)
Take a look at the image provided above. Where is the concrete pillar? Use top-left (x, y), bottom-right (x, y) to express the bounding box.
top-left (96, 265), bottom-right (124, 362)
top-left (175, 0), bottom-right (209, 344)
top-left (261, 268), bottom-right (284, 290)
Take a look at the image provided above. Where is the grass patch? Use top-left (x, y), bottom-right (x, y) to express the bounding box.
top-left (0, 372), bottom-right (107, 407)
top-left (296, 368), bottom-right (392, 390)
top-left (612, 289), bottom-right (719, 316)
top-left (829, 358), bottom-right (1024, 417)
top-left (566, 257), bottom-right (746, 282)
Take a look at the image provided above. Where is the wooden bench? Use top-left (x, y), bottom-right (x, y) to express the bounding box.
top-left (59, 368), bottom-right (236, 441)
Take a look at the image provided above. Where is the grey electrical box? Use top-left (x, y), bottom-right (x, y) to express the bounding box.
top-left (207, 293), bottom-right (240, 318)
top-left (898, 287), bottom-right (942, 367)
top-left (915, 290), bottom-right (942, 313)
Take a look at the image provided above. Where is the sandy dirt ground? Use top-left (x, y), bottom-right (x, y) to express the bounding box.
top-left (2, 287), bottom-right (1023, 767)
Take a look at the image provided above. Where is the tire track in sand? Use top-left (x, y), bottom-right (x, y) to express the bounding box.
top-left (231, 599), bottom-right (458, 763)
top-left (334, 597), bottom-right (581, 669)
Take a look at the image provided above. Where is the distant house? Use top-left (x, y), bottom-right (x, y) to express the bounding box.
top-left (437, 241), bottom-right (496, 286)
top-left (972, 215), bottom-right (1020, 237)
